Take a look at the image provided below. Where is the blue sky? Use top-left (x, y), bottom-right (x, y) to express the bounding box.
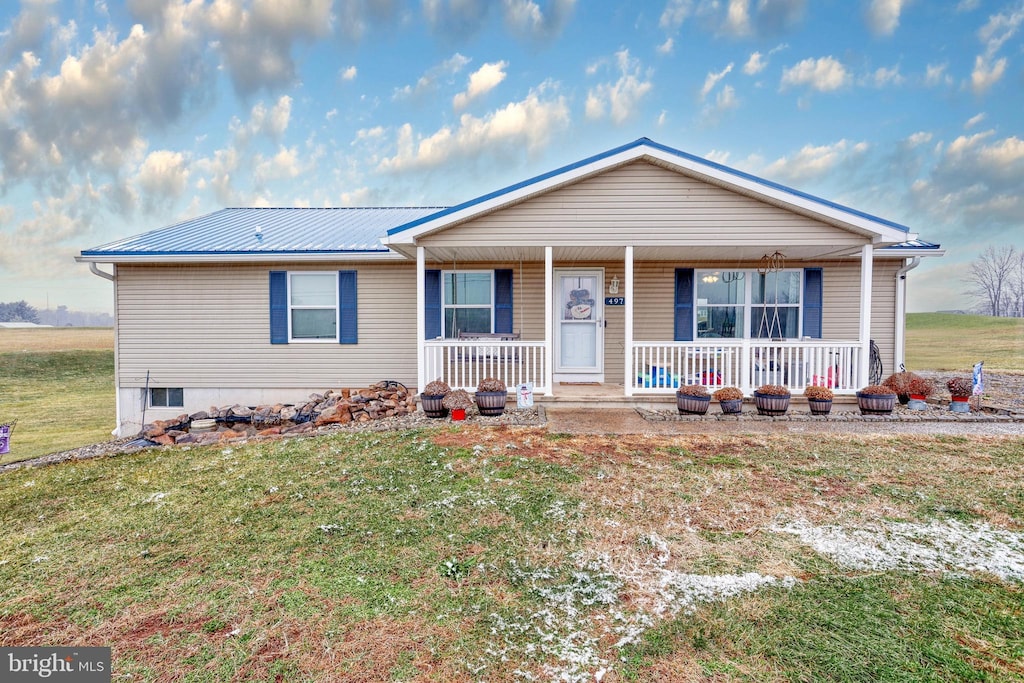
top-left (1, 0), bottom-right (1022, 314)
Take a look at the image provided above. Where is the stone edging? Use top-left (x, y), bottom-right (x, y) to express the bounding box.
top-left (638, 406), bottom-right (1024, 423)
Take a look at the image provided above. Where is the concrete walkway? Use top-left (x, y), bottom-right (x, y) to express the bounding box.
top-left (543, 406), bottom-right (1024, 436)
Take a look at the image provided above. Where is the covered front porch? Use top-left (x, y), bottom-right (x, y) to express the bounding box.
top-left (413, 244), bottom-right (878, 398)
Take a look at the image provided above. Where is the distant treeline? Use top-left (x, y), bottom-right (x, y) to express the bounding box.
top-left (0, 300), bottom-right (113, 327)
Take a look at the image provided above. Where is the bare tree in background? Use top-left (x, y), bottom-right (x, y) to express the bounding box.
top-left (1009, 249), bottom-right (1024, 318)
top-left (966, 245), bottom-right (1019, 316)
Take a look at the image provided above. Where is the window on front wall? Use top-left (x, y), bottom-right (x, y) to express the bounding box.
top-left (752, 270), bottom-right (801, 338)
top-left (290, 272), bottom-right (337, 340)
top-left (695, 269), bottom-right (802, 339)
top-left (443, 271), bottom-right (493, 337)
top-left (150, 387), bottom-right (183, 408)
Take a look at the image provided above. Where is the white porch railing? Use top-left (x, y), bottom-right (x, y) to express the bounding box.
top-left (631, 340), bottom-right (862, 395)
top-left (424, 340), bottom-right (549, 394)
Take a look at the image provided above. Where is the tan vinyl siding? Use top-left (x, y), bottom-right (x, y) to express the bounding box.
top-left (420, 161), bottom-right (865, 248)
top-left (116, 263), bottom-right (418, 389)
top-left (871, 260), bottom-right (899, 376)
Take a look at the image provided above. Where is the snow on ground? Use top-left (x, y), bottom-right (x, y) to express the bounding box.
top-left (774, 518), bottom-right (1024, 582)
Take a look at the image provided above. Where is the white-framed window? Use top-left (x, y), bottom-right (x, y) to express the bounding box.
top-left (695, 269), bottom-right (803, 339)
top-left (442, 271), bottom-right (493, 338)
top-left (150, 387), bottom-right (183, 408)
top-left (289, 272), bottom-right (338, 341)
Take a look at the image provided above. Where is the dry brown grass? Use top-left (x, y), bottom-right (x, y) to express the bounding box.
top-left (0, 327), bottom-right (113, 353)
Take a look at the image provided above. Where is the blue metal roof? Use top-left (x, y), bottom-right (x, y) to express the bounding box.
top-left (81, 207), bottom-right (445, 256)
top-left (881, 239), bottom-right (941, 250)
top-left (388, 137), bottom-right (911, 236)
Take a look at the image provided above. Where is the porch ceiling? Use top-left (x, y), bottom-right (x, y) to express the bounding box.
top-left (421, 243), bottom-right (868, 264)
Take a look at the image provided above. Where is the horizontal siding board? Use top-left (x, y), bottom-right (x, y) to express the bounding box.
top-left (117, 257), bottom-right (894, 391)
top-left (421, 161), bottom-right (865, 248)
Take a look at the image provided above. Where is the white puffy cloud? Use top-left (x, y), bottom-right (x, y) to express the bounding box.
top-left (780, 56), bottom-right (849, 92)
top-left (231, 96), bottom-right (293, 145)
top-left (700, 62), bottom-right (733, 100)
top-left (762, 139), bottom-right (869, 182)
top-left (964, 112), bottom-right (986, 129)
top-left (924, 62), bottom-right (952, 86)
top-left (205, 0), bottom-right (334, 95)
top-left (340, 65), bottom-right (358, 81)
top-left (870, 65), bottom-right (903, 87)
top-left (656, 37), bottom-right (674, 55)
top-left (661, 0), bottom-right (804, 37)
top-left (659, 0), bottom-right (693, 30)
top-left (502, 0), bottom-right (576, 39)
top-left (744, 51), bottom-right (766, 75)
top-left (378, 82), bottom-right (569, 173)
top-left (393, 52), bottom-right (471, 100)
top-left (0, 181), bottom-right (103, 276)
top-left (970, 55), bottom-right (1006, 94)
top-left (254, 146), bottom-right (302, 184)
top-left (453, 61), bottom-right (508, 110)
top-left (0, 0), bottom-right (58, 62)
top-left (135, 149), bottom-right (190, 210)
top-left (584, 49), bottom-right (653, 125)
top-left (865, 0), bottom-right (908, 36)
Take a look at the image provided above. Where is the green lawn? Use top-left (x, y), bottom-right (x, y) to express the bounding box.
top-left (0, 429), bottom-right (1021, 681)
top-left (0, 347), bottom-right (115, 465)
top-left (906, 312), bottom-right (1024, 373)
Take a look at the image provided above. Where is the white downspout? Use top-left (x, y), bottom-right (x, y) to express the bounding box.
top-left (86, 261), bottom-right (121, 434)
top-left (893, 256), bottom-right (921, 372)
top-left (416, 246), bottom-right (425, 393)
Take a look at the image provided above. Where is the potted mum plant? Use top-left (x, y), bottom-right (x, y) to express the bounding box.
top-left (804, 385), bottom-right (833, 416)
top-left (676, 384), bottom-right (711, 415)
top-left (857, 384), bottom-right (897, 415)
top-left (906, 376), bottom-right (934, 411)
top-left (420, 379), bottom-right (451, 418)
top-left (882, 371), bottom-right (922, 405)
top-left (946, 376), bottom-right (972, 413)
top-left (475, 377), bottom-right (508, 416)
top-left (754, 384), bottom-right (791, 416)
top-left (713, 386), bottom-right (744, 415)
top-left (442, 389), bottom-right (474, 421)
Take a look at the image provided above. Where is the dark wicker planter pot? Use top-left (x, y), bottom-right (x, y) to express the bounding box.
top-left (857, 392), bottom-right (896, 415)
top-left (475, 391), bottom-right (507, 416)
top-left (676, 394), bottom-right (711, 415)
top-left (754, 391), bottom-right (791, 416)
top-left (807, 398), bottom-right (833, 416)
top-left (719, 399), bottom-right (743, 415)
top-left (420, 393), bottom-right (449, 419)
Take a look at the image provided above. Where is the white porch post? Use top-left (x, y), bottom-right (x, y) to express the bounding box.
top-left (858, 243), bottom-right (874, 388)
top-left (416, 245), bottom-right (425, 392)
top-left (624, 245), bottom-right (634, 397)
top-left (544, 246), bottom-right (553, 395)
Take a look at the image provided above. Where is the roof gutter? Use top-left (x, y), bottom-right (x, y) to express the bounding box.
top-left (893, 256), bottom-right (922, 372)
top-left (88, 262), bottom-right (115, 281)
top-left (75, 251), bottom-right (409, 265)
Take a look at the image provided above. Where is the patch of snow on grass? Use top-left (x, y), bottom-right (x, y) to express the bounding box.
top-left (775, 518), bottom-right (1024, 582)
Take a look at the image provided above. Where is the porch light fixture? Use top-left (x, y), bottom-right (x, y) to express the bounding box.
top-left (701, 273), bottom-right (720, 284)
top-left (608, 276), bottom-right (619, 294)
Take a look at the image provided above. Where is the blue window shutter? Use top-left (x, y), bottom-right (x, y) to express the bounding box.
top-left (425, 269), bottom-right (441, 339)
top-left (494, 269), bottom-right (513, 334)
top-left (803, 267), bottom-right (823, 339)
top-left (269, 271), bottom-right (288, 344)
top-left (674, 268), bottom-right (694, 341)
top-left (338, 270), bottom-right (358, 344)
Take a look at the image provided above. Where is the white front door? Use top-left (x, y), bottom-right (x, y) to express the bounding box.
top-left (553, 269), bottom-right (604, 380)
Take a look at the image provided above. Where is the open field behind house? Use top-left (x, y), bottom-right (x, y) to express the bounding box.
top-left (905, 313), bottom-right (1024, 373)
top-left (1, 427), bottom-right (1022, 682)
top-left (0, 328), bottom-right (115, 466)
